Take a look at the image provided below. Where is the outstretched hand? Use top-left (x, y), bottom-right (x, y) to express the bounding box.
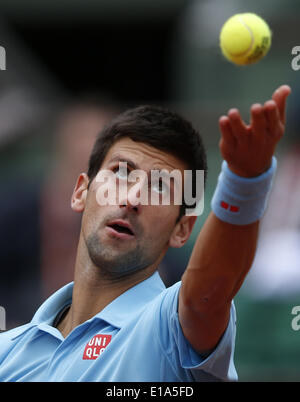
top-left (218, 85), bottom-right (291, 177)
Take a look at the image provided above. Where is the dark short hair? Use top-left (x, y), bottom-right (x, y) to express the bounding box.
top-left (87, 105), bottom-right (207, 217)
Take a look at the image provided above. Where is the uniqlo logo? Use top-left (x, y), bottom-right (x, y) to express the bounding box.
top-left (83, 334), bottom-right (112, 360)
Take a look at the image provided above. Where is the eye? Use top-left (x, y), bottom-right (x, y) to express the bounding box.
top-left (112, 165), bottom-right (129, 180)
top-left (152, 178), bottom-right (169, 194)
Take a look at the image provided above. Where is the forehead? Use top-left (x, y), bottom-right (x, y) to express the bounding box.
top-left (102, 137), bottom-right (187, 172)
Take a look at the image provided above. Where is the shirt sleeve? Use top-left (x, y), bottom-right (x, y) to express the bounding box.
top-left (154, 281), bottom-right (238, 382)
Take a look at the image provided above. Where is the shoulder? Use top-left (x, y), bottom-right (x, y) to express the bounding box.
top-left (146, 280), bottom-right (181, 317)
top-left (0, 324), bottom-right (32, 350)
top-left (141, 281), bottom-right (182, 345)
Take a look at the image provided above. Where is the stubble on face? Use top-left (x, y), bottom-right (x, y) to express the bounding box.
top-left (83, 211), bottom-right (163, 281)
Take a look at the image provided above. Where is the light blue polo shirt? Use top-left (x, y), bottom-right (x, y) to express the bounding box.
top-left (0, 271), bottom-right (237, 382)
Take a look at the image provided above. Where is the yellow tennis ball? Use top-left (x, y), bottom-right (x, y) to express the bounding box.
top-left (219, 13), bottom-right (272, 65)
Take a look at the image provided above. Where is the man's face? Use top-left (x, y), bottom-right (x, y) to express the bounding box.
top-left (74, 137), bottom-right (193, 279)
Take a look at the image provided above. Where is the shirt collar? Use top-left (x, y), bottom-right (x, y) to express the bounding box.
top-left (10, 283), bottom-right (73, 340)
top-left (31, 271), bottom-right (166, 329)
top-left (31, 281), bottom-right (73, 326)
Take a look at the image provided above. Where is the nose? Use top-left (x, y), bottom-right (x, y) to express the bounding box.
top-left (118, 177), bottom-right (147, 213)
top-left (119, 201), bottom-right (139, 213)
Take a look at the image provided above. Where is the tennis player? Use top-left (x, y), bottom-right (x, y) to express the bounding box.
top-left (0, 85), bottom-right (290, 381)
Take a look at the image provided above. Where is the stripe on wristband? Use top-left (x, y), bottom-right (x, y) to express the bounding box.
top-left (211, 157), bottom-right (277, 225)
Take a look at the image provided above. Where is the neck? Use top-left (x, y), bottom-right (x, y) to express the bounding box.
top-left (57, 234), bottom-right (158, 338)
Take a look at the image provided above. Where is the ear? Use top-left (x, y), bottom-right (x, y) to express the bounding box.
top-left (71, 173), bottom-right (89, 213)
top-left (169, 215), bottom-right (197, 248)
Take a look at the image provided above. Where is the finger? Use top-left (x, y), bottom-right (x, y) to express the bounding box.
top-left (227, 108), bottom-right (248, 140)
top-left (271, 85), bottom-right (291, 125)
top-left (219, 115), bottom-right (236, 147)
top-left (263, 100), bottom-right (282, 138)
top-left (250, 103), bottom-right (267, 136)
top-left (218, 115), bottom-right (236, 159)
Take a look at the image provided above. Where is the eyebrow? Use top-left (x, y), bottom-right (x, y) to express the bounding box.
top-left (108, 154), bottom-right (177, 173)
top-left (108, 155), bottom-right (138, 170)
top-left (108, 155), bottom-right (181, 192)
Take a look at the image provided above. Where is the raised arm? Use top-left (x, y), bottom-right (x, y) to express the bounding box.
top-left (179, 85), bottom-right (291, 355)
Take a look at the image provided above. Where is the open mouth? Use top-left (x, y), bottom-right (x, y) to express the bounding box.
top-left (106, 220), bottom-right (135, 238)
top-left (108, 223), bottom-right (134, 236)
